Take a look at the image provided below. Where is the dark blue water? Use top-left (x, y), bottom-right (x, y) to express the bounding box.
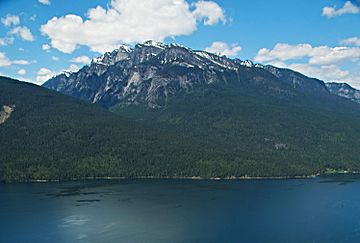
top-left (1, 177), bottom-right (360, 243)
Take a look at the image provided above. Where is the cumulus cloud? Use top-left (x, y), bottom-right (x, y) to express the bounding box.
top-left (290, 63), bottom-right (360, 89)
top-left (0, 52), bottom-right (11, 67)
top-left (192, 1), bottom-right (226, 25)
top-left (17, 69), bottom-right (26, 75)
top-left (0, 37), bottom-right (14, 46)
top-left (1, 15), bottom-right (20, 27)
top-left (52, 56), bottom-right (59, 61)
top-left (41, 0), bottom-right (226, 54)
top-left (38, 0), bottom-right (50, 5)
top-left (0, 39), bottom-right (8, 46)
top-left (204, 41), bottom-right (241, 57)
top-left (255, 43), bottom-right (312, 62)
top-left (309, 46), bottom-right (360, 65)
top-left (322, 1), bottom-right (359, 18)
top-left (255, 43), bottom-right (360, 65)
top-left (254, 42), bottom-right (360, 88)
top-left (0, 52), bottom-right (31, 67)
top-left (35, 64), bottom-right (81, 84)
top-left (67, 64), bottom-right (80, 72)
top-left (10, 26), bottom-right (35, 41)
top-left (288, 63), bottom-right (350, 81)
top-left (36, 68), bottom-right (55, 84)
top-left (12, 60), bottom-right (31, 65)
top-left (70, 56), bottom-right (91, 64)
top-left (265, 60), bottom-right (354, 85)
top-left (341, 37), bottom-right (360, 46)
top-left (42, 44), bottom-right (51, 52)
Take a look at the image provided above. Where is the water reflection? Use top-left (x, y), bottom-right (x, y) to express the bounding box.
top-left (0, 178), bottom-right (360, 243)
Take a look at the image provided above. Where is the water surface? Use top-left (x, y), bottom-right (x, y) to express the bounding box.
top-left (1, 177), bottom-right (360, 243)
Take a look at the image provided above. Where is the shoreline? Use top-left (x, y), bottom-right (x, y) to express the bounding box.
top-left (27, 173), bottom-right (321, 183)
top-left (3, 171), bottom-right (359, 184)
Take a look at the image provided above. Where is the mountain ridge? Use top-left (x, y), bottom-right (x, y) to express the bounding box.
top-left (3, 41), bottom-right (360, 182)
top-left (326, 82), bottom-right (360, 104)
top-left (41, 41), bottom-right (360, 178)
top-left (44, 40), bottom-right (359, 109)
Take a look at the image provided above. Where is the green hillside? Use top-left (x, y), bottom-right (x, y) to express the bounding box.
top-left (1, 75), bottom-right (360, 182)
top-left (0, 77), bottom-right (214, 182)
top-left (113, 81), bottom-right (360, 176)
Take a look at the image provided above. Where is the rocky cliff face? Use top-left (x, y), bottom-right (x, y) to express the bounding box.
top-left (326, 82), bottom-right (360, 104)
top-left (44, 40), bottom-right (356, 108)
top-left (0, 104), bottom-right (15, 124)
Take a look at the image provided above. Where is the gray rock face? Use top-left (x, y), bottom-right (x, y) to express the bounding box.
top-left (0, 104), bottom-right (15, 124)
top-left (262, 65), bottom-right (329, 96)
top-left (326, 82), bottom-right (360, 104)
top-left (43, 41), bottom-right (342, 108)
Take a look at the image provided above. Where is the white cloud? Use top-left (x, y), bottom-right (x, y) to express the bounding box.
top-left (264, 60), bottom-right (353, 85)
top-left (0, 52), bottom-right (11, 67)
top-left (0, 52), bottom-right (31, 67)
top-left (35, 64), bottom-right (82, 84)
top-left (1, 15), bottom-right (20, 27)
top-left (255, 43), bottom-right (360, 65)
top-left (42, 44), bottom-right (51, 52)
top-left (67, 64), bottom-right (80, 72)
top-left (10, 26), bottom-right (35, 41)
top-left (309, 46), bottom-right (360, 65)
top-left (52, 56), bottom-right (59, 61)
top-left (38, 0), bottom-right (50, 5)
top-left (70, 56), bottom-right (91, 64)
top-left (289, 63), bottom-right (360, 89)
top-left (41, 0), bottom-right (226, 54)
top-left (341, 37), bottom-right (360, 46)
top-left (36, 68), bottom-right (55, 84)
top-left (287, 63), bottom-right (350, 81)
top-left (192, 1), bottom-right (226, 25)
top-left (12, 60), bottom-right (31, 65)
top-left (0, 37), bottom-right (14, 46)
top-left (17, 69), bottom-right (26, 75)
top-left (322, 1), bottom-right (359, 18)
top-left (255, 43), bottom-right (313, 62)
top-left (0, 39), bottom-right (7, 46)
top-left (204, 41), bottom-right (241, 57)
top-left (254, 42), bottom-right (360, 89)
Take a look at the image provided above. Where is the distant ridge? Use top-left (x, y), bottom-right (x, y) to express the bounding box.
top-left (326, 82), bottom-right (360, 104)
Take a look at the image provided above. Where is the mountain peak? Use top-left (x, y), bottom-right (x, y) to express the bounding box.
top-left (140, 40), bottom-right (168, 49)
top-left (43, 41), bottom-right (358, 108)
top-left (92, 45), bottom-right (132, 66)
top-left (117, 44), bottom-right (133, 52)
top-left (240, 60), bottom-right (254, 68)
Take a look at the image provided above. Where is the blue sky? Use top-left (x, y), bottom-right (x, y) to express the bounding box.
top-left (0, 0), bottom-right (360, 88)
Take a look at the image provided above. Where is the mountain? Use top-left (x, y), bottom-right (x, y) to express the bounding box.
top-left (44, 40), bottom-right (357, 107)
top-left (0, 76), bottom-right (225, 182)
top-left (42, 41), bottom-right (360, 178)
top-left (326, 82), bottom-right (360, 104)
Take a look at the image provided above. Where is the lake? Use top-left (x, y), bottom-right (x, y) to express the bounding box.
top-left (1, 177), bottom-right (360, 243)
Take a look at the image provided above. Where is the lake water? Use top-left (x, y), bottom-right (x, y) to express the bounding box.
top-left (1, 177), bottom-right (360, 243)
